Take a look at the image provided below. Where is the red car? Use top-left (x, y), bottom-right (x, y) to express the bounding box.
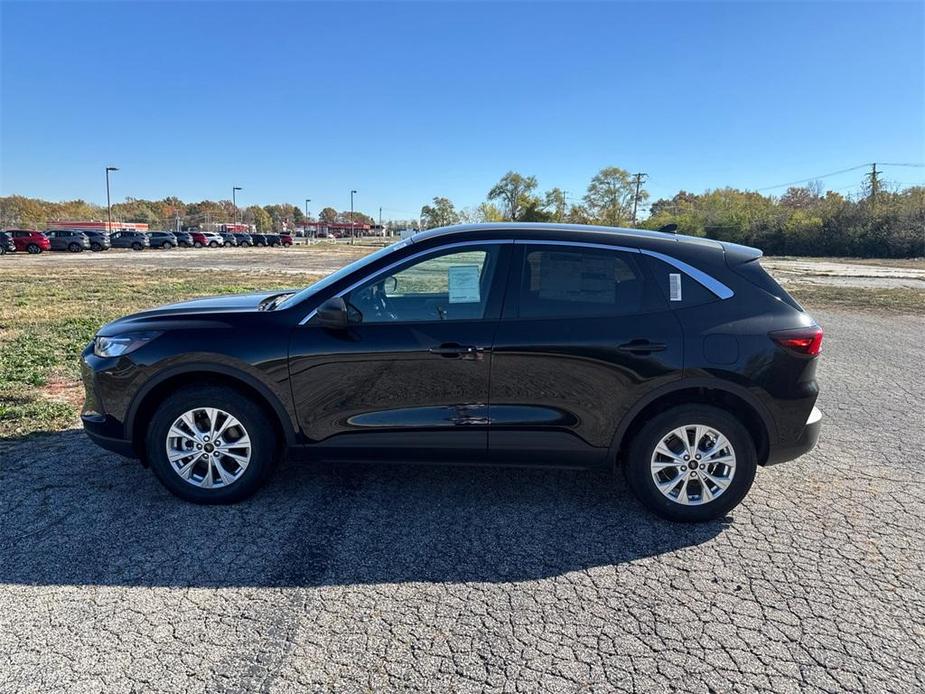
top-left (190, 231), bottom-right (222, 248)
top-left (8, 229), bottom-right (51, 254)
top-left (280, 233), bottom-right (294, 246)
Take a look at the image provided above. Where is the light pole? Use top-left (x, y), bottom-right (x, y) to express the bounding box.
top-left (232, 186), bottom-right (242, 230)
top-left (350, 189), bottom-right (357, 244)
top-left (305, 198), bottom-right (311, 238)
top-left (105, 167), bottom-right (118, 232)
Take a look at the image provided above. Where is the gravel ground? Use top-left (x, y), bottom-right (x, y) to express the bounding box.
top-left (4, 245), bottom-right (924, 288)
top-left (1, 308), bottom-right (923, 693)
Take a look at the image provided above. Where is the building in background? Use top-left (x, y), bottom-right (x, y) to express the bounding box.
top-left (46, 220), bottom-right (149, 232)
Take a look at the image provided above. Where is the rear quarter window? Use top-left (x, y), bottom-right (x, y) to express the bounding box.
top-left (642, 255), bottom-right (719, 308)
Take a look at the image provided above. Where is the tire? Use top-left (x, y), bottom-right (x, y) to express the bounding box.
top-left (163, 242), bottom-right (174, 250)
top-left (209, 241), bottom-right (219, 248)
top-left (27, 243), bottom-right (41, 254)
top-left (193, 241), bottom-right (203, 248)
top-left (179, 241), bottom-right (190, 248)
top-left (271, 241), bottom-right (281, 248)
top-left (132, 242), bottom-right (144, 251)
top-left (623, 405), bottom-right (757, 522)
top-left (68, 242), bottom-right (82, 252)
top-left (145, 385), bottom-right (279, 504)
top-left (90, 242), bottom-right (103, 252)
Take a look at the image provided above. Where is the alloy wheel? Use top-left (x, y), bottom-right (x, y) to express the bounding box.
top-left (650, 424), bottom-right (736, 506)
top-left (165, 407), bottom-right (252, 488)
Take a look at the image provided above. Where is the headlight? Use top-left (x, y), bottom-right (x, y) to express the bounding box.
top-left (93, 331), bottom-right (161, 358)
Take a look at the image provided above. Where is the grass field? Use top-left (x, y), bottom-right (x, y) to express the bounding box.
top-left (1, 256), bottom-right (922, 440)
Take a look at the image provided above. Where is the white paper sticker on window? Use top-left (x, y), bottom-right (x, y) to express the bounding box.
top-left (448, 265), bottom-right (481, 303)
top-left (669, 273), bottom-right (682, 301)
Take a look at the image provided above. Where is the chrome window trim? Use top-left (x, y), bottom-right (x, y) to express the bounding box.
top-left (297, 238), bottom-right (734, 325)
top-left (639, 249), bottom-right (735, 300)
top-left (512, 239), bottom-right (640, 254)
top-left (298, 239), bottom-right (512, 325)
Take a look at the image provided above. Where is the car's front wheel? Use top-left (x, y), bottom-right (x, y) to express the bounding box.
top-left (68, 242), bottom-right (82, 252)
top-left (26, 243), bottom-right (41, 254)
top-left (90, 242), bottom-right (103, 251)
top-left (624, 405), bottom-right (756, 522)
top-left (146, 385), bottom-right (279, 504)
top-left (163, 242), bottom-right (173, 250)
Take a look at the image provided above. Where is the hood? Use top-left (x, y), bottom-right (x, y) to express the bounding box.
top-left (97, 290), bottom-right (295, 336)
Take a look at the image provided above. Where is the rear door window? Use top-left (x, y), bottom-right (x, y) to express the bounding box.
top-left (509, 245), bottom-right (663, 319)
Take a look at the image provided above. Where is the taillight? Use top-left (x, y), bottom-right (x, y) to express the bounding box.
top-left (770, 326), bottom-right (823, 357)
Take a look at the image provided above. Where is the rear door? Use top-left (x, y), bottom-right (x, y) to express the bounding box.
top-left (288, 241), bottom-right (512, 460)
top-left (488, 242), bottom-right (683, 466)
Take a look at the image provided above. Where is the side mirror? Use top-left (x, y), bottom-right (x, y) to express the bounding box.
top-left (315, 296), bottom-right (348, 329)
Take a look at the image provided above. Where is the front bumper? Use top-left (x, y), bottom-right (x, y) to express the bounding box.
top-left (765, 406), bottom-right (822, 465)
top-left (80, 346), bottom-right (138, 458)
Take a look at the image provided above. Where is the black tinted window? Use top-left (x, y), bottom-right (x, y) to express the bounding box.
top-left (641, 255), bottom-right (718, 308)
top-left (515, 246), bottom-right (654, 318)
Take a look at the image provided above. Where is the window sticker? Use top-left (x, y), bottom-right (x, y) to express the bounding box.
top-left (448, 265), bottom-right (481, 303)
top-left (669, 273), bottom-right (682, 301)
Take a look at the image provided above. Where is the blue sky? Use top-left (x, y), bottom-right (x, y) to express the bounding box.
top-left (1, 1), bottom-right (923, 219)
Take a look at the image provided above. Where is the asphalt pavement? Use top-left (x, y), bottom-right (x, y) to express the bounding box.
top-left (1, 308), bottom-right (923, 693)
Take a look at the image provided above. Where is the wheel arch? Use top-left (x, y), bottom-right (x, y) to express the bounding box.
top-left (126, 364), bottom-right (297, 458)
top-left (609, 379), bottom-right (776, 468)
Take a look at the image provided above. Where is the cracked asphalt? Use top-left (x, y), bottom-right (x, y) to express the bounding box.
top-left (1, 308), bottom-right (923, 693)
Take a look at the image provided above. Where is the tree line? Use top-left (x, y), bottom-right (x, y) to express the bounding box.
top-left (2, 165), bottom-right (922, 257)
top-left (416, 167), bottom-right (923, 258)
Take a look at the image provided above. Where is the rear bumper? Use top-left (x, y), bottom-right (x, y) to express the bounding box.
top-left (765, 406), bottom-right (822, 465)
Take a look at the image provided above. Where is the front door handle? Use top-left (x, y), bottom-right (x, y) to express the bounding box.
top-left (429, 343), bottom-right (486, 359)
top-left (618, 340), bottom-right (667, 354)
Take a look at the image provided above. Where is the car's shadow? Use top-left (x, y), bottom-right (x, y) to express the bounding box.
top-left (1, 430), bottom-right (727, 587)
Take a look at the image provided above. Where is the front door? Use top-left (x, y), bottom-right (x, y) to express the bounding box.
top-left (288, 242), bottom-right (511, 461)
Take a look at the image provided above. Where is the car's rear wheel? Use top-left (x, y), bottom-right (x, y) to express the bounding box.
top-left (146, 386), bottom-right (279, 504)
top-left (624, 405), bottom-right (756, 522)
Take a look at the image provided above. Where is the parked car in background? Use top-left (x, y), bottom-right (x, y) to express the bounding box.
top-left (8, 229), bottom-right (50, 253)
top-left (44, 229), bottom-right (92, 252)
top-left (147, 231), bottom-right (178, 249)
top-left (264, 234), bottom-right (283, 247)
top-left (280, 233), bottom-right (294, 246)
top-left (80, 223), bottom-right (822, 518)
top-left (220, 232), bottom-right (238, 247)
top-left (110, 230), bottom-right (150, 251)
top-left (250, 233), bottom-right (268, 247)
top-left (190, 231), bottom-right (222, 248)
top-left (232, 233), bottom-right (253, 247)
top-left (82, 229), bottom-right (111, 252)
top-left (174, 232), bottom-right (194, 248)
top-left (0, 231), bottom-right (15, 254)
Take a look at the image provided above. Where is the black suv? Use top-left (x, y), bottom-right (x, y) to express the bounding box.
top-left (82, 229), bottom-right (111, 252)
top-left (0, 231), bottom-right (14, 254)
top-left (233, 232), bottom-right (253, 247)
top-left (147, 231), bottom-right (178, 249)
top-left (45, 229), bottom-right (91, 252)
top-left (81, 224), bottom-right (822, 521)
top-left (110, 231), bottom-right (150, 250)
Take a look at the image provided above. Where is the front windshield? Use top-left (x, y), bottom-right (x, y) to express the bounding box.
top-left (277, 238), bottom-right (413, 309)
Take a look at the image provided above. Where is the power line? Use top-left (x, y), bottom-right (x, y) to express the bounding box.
top-left (755, 162), bottom-right (925, 192)
top-left (755, 164), bottom-right (870, 191)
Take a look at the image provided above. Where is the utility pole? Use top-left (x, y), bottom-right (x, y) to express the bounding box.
top-left (631, 172), bottom-right (648, 227)
top-left (867, 163), bottom-right (882, 207)
top-left (305, 198), bottom-right (311, 239)
top-left (232, 186), bottom-right (242, 230)
top-left (105, 166), bottom-right (118, 232)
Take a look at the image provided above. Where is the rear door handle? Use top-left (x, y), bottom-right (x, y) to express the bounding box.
top-left (618, 340), bottom-right (667, 354)
top-left (429, 343), bottom-right (486, 358)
